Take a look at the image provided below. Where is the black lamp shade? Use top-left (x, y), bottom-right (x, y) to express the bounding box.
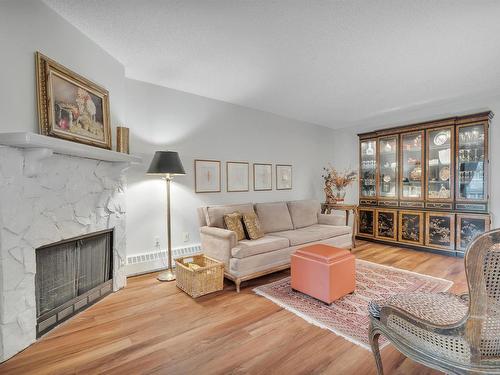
top-left (147, 151), bottom-right (185, 175)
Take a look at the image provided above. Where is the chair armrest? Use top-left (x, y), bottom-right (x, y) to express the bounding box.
top-left (199, 226), bottom-right (237, 268)
top-left (318, 213), bottom-right (346, 227)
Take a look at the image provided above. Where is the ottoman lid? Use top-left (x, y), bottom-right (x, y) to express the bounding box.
top-left (295, 244), bottom-right (353, 264)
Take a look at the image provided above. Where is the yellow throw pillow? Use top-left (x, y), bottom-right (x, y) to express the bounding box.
top-left (242, 212), bottom-right (264, 240)
top-left (223, 212), bottom-right (246, 241)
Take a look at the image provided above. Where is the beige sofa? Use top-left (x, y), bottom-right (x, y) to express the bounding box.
top-left (197, 199), bottom-right (353, 292)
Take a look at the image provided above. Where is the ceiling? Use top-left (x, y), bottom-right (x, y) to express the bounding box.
top-left (43, 0), bottom-right (500, 129)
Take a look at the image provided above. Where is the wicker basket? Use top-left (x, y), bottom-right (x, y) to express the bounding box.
top-left (175, 254), bottom-right (224, 298)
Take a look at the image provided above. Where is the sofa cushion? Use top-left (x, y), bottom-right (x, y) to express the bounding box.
top-left (269, 224), bottom-right (351, 246)
top-left (242, 212), bottom-right (264, 240)
top-left (255, 201), bottom-right (294, 233)
top-left (231, 236), bottom-right (290, 259)
top-left (205, 203), bottom-right (255, 228)
top-left (287, 199), bottom-right (320, 229)
top-left (223, 212), bottom-right (246, 241)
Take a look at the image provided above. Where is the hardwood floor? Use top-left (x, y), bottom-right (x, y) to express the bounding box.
top-left (0, 241), bottom-right (466, 375)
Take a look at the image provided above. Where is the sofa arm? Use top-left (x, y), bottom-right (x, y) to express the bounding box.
top-left (318, 213), bottom-right (346, 227)
top-left (199, 226), bottom-right (237, 268)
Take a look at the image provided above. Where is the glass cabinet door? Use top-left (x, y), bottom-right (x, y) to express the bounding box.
top-left (427, 127), bottom-right (453, 201)
top-left (360, 139), bottom-right (377, 198)
top-left (378, 136), bottom-right (398, 199)
top-left (456, 123), bottom-right (487, 201)
top-left (400, 131), bottom-right (424, 200)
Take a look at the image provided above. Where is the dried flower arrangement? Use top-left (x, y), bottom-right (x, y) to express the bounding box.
top-left (322, 165), bottom-right (357, 204)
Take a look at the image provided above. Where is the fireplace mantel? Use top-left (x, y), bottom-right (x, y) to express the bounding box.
top-left (0, 132), bottom-right (142, 163)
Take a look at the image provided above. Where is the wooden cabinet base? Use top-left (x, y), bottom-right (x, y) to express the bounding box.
top-left (355, 236), bottom-right (460, 256)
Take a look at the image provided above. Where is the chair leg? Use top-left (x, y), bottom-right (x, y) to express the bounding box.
top-left (235, 279), bottom-right (241, 293)
top-left (369, 322), bottom-right (384, 375)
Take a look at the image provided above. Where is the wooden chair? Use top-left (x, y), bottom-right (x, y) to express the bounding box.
top-left (368, 228), bottom-right (500, 374)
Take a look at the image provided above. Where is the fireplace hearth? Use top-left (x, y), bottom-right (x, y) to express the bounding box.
top-left (35, 229), bottom-right (113, 337)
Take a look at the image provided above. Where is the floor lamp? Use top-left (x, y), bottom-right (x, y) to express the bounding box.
top-left (147, 151), bottom-right (186, 282)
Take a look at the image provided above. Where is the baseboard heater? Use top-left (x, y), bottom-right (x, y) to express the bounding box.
top-left (126, 244), bottom-right (202, 276)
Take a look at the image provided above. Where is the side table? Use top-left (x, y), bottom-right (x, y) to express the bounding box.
top-left (321, 203), bottom-right (358, 248)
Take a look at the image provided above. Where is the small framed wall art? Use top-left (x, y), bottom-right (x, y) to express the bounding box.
top-left (35, 52), bottom-right (112, 149)
top-left (276, 164), bottom-right (292, 190)
top-left (194, 159), bottom-right (221, 193)
top-left (253, 163), bottom-right (272, 191)
top-left (226, 161), bottom-right (249, 192)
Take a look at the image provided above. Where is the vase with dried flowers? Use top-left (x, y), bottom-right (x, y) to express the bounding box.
top-left (322, 165), bottom-right (357, 204)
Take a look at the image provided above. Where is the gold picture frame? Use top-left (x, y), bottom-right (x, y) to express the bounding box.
top-left (36, 52), bottom-right (112, 149)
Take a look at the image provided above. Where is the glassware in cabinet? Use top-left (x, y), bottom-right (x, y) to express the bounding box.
top-left (400, 131), bottom-right (424, 201)
top-left (377, 136), bottom-right (398, 199)
top-left (360, 139), bottom-right (377, 198)
top-left (456, 123), bottom-right (487, 202)
top-left (426, 127), bottom-right (453, 201)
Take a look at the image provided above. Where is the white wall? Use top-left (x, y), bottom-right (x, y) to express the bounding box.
top-left (0, 0), bottom-right (125, 135)
top-left (330, 94), bottom-right (500, 227)
top-left (0, 0), bottom-right (338, 265)
top-left (124, 78), bottom-right (335, 255)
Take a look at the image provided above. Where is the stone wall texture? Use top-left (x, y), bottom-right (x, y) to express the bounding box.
top-left (0, 146), bottom-right (128, 361)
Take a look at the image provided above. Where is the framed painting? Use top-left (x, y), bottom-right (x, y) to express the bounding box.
top-left (226, 161), bottom-right (249, 192)
top-left (35, 52), bottom-right (112, 149)
top-left (253, 163), bottom-right (272, 191)
top-left (276, 164), bottom-right (292, 190)
top-left (195, 159), bottom-right (221, 193)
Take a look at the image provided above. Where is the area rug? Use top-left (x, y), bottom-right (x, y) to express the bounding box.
top-left (253, 259), bottom-right (453, 351)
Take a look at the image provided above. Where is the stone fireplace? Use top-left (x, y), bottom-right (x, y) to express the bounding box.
top-left (0, 133), bottom-right (140, 361)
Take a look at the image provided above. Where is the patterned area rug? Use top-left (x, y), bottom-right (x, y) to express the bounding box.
top-left (253, 259), bottom-right (453, 351)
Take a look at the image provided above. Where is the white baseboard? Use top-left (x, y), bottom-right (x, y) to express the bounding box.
top-left (125, 244), bottom-right (202, 276)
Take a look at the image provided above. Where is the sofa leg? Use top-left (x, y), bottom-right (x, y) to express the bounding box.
top-left (235, 279), bottom-right (241, 293)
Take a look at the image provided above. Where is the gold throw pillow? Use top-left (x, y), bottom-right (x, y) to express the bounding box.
top-left (242, 212), bottom-right (264, 240)
top-left (223, 212), bottom-right (246, 241)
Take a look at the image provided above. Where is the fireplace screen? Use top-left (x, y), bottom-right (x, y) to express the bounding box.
top-left (35, 229), bottom-right (113, 336)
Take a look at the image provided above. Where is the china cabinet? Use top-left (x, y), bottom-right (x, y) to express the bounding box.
top-left (356, 111), bottom-right (492, 256)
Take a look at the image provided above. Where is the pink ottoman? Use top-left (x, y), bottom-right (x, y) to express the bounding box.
top-left (291, 244), bottom-right (356, 304)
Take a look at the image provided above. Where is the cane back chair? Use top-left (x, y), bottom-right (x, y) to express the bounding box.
top-left (368, 228), bottom-right (500, 374)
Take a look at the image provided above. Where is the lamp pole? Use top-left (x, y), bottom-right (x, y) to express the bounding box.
top-left (158, 175), bottom-right (175, 281)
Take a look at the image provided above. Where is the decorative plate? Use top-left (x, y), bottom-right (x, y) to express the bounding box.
top-left (439, 166), bottom-right (450, 181)
top-left (433, 131), bottom-right (449, 146)
top-left (409, 167), bottom-right (421, 181)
